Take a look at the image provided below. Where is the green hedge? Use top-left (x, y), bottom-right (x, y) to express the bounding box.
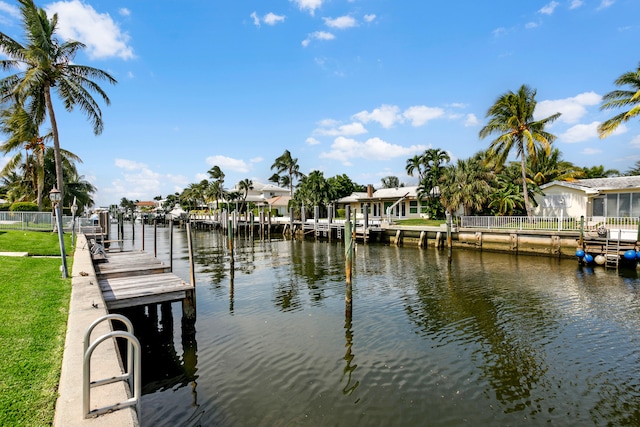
top-left (9, 202), bottom-right (38, 212)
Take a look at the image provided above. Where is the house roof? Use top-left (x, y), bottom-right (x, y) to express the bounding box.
top-left (135, 201), bottom-right (156, 208)
top-left (266, 195), bottom-right (291, 207)
top-left (337, 192), bottom-right (368, 203)
top-left (541, 176), bottom-right (640, 193)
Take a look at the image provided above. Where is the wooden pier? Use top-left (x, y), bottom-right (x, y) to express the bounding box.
top-left (92, 243), bottom-right (194, 310)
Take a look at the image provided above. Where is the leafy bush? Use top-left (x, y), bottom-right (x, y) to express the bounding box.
top-left (0, 202), bottom-right (11, 211)
top-left (9, 202), bottom-right (38, 212)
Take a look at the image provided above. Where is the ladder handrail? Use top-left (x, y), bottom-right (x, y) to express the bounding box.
top-left (83, 316), bottom-right (141, 419)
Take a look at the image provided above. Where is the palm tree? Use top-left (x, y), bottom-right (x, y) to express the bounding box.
top-left (0, 103), bottom-right (49, 209)
top-left (598, 63), bottom-right (640, 138)
top-left (237, 178), bottom-right (253, 213)
top-left (479, 84), bottom-right (561, 217)
top-left (439, 157), bottom-right (493, 216)
top-left (0, 0), bottom-right (117, 203)
top-left (625, 160), bottom-right (640, 176)
top-left (581, 165), bottom-right (620, 178)
top-left (207, 166), bottom-right (225, 208)
top-left (271, 150), bottom-right (304, 196)
top-left (526, 147), bottom-right (584, 186)
top-left (405, 154), bottom-right (425, 182)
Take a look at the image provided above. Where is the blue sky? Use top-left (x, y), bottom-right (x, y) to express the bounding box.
top-left (1, 0), bottom-right (639, 207)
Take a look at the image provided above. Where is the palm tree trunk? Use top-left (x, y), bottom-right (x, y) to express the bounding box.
top-left (520, 153), bottom-right (532, 217)
top-left (45, 87), bottom-right (65, 204)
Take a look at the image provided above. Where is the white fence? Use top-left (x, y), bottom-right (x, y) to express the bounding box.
top-left (0, 211), bottom-right (54, 231)
top-left (459, 216), bottom-right (639, 232)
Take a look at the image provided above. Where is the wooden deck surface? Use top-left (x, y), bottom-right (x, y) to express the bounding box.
top-left (94, 250), bottom-right (193, 309)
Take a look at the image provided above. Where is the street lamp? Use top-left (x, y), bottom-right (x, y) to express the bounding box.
top-left (71, 197), bottom-right (78, 247)
top-left (49, 187), bottom-right (68, 278)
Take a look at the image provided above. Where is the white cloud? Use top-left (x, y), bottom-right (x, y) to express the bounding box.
top-left (539, 1), bottom-right (559, 15)
top-left (324, 15), bottom-right (357, 29)
top-left (0, 1), bottom-right (20, 19)
top-left (464, 113), bottom-right (479, 127)
top-left (582, 148), bottom-right (603, 155)
top-left (306, 137), bottom-right (321, 145)
top-left (492, 27), bottom-right (508, 37)
top-left (291, 0), bottom-right (323, 15)
top-left (569, 0), bottom-right (584, 9)
top-left (118, 8), bottom-right (130, 17)
top-left (205, 155), bottom-right (251, 173)
top-left (597, 0), bottom-right (615, 10)
top-left (364, 14), bottom-right (376, 23)
top-left (631, 135), bottom-right (640, 147)
top-left (250, 11), bottom-right (260, 26)
top-left (402, 106), bottom-right (445, 126)
top-left (525, 21), bottom-right (539, 29)
top-left (115, 158), bottom-right (147, 170)
top-left (315, 121), bottom-right (368, 136)
top-left (560, 122), bottom-right (600, 142)
top-left (46, 0), bottom-right (134, 60)
top-left (320, 136), bottom-right (427, 164)
top-left (302, 31), bottom-right (335, 47)
top-left (264, 12), bottom-right (286, 26)
top-left (352, 104), bottom-right (402, 128)
top-left (109, 158), bottom-right (188, 201)
top-left (536, 91), bottom-right (601, 124)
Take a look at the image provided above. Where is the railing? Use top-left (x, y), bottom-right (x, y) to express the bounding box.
top-left (0, 211), bottom-right (54, 231)
top-left (459, 216), bottom-right (640, 232)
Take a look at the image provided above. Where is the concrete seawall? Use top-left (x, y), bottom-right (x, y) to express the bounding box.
top-left (375, 226), bottom-right (582, 258)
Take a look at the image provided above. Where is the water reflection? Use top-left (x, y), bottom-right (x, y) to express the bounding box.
top-left (118, 225), bottom-right (640, 426)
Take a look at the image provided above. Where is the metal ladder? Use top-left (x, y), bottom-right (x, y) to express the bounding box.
top-left (604, 231), bottom-right (621, 269)
top-left (83, 314), bottom-right (141, 419)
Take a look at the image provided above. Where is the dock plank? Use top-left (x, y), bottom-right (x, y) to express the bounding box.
top-left (98, 273), bottom-right (192, 309)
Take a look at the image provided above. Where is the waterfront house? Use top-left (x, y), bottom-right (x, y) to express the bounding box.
top-left (226, 182), bottom-right (291, 214)
top-left (533, 176), bottom-right (640, 219)
top-left (337, 185), bottom-right (429, 221)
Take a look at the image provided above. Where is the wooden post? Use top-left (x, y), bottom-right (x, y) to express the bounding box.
top-left (131, 213), bottom-right (135, 242)
top-left (183, 221), bottom-right (196, 320)
top-left (141, 217), bottom-right (145, 251)
top-left (636, 216), bottom-right (640, 243)
top-left (267, 211), bottom-right (272, 238)
top-left (314, 206), bottom-right (319, 239)
top-left (363, 204), bottom-right (369, 244)
top-left (169, 220), bottom-right (174, 272)
top-left (154, 221), bottom-right (158, 258)
top-left (446, 212), bottom-right (452, 265)
top-left (579, 215), bottom-right (585, 248)
top-left (352, 206), bottom-right (356, 244)
top-left (345, 219), bottom-right (353, 285)
top-left (289, 207), bottom-right (294, 238)
top-left (228, 218), bottom-right (234, 268)
top-left (249, 211), bottom-right (254, 237)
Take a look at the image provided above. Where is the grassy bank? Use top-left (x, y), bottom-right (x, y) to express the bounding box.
top-left (0, 230), bottom-right (72, 426)
top-left (395, 218), bottom-right (445, 226)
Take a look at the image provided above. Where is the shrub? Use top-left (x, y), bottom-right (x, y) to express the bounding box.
top-left (9, 202), bottom-right (38, 212)
top-left (0, 202), bottom-right (11, 211)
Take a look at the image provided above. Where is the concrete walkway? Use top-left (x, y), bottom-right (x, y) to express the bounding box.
top-left (54, 234), bottom-right (138, 426)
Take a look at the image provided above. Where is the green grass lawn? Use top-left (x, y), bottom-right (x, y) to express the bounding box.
top-left (0, 231), bottom-right (72, 426)
top-left (0, 229), bottom-right (72, 255)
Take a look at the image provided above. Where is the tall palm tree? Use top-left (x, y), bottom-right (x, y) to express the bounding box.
top-left (207, 166), bottom-right (225, 208)
top-left (581, 165), bottom-right (620, 178)
top-left (0, 0), bottom-right (117, 203)
top-left (271, 149), bottom-right (304, 196)
top-left (381, 176), bottom-right (401, 188)
top-left (479, 84), bottom-right (561, 217)
top-left (598, 63), bottom-right (640, 138)
top-left (237, 178), bottom-right (253, 213)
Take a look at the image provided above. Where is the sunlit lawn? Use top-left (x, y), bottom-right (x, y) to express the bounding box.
top-left (395, 218), bottom-right (445, 226)
top-left (0, 230), bottom-right (72, 426)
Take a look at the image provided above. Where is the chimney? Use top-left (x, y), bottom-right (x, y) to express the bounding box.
top-left (367, 184), bottom-right (373, 198)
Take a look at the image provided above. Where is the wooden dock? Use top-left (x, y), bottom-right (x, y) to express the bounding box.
top-left (94, 249), bottom-right (193, 310)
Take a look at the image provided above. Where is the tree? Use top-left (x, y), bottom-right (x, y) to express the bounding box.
top-left (207, 166), bottom-right (225, 209)
top-left (0, 102), bottom-right (50, 209)
top-left (625, 160), bottom-right (640, 176)
top-left (405, 154), bottom-right (425, 182)
top-left (598, 63), bottom-right (640, 138)
top-left (439, 157), bottom-right (493, 216)
top-left (416, 148), bottom-right (450, 219)
top-left (381, 176), bottom-right (401, 189)
top-left (292, 170), bottom-right (331, 217)
top-left (326, 174), bottom-right (364, 200)
top-left (271, 150), bottom-right (304, 196)
top-left (526, 147), bottom-right (584, 186)
top-left (0, 0), bottom-right (117, 204)
top-left (237, 178), bottom-right (253, 213)
top-left (479, 84), bottom-right (561, 217)
top-left (581, 165), bottom-right (620, 179)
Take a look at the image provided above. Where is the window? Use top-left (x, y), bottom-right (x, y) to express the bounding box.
top-left (409, 201), bottom-right (418, 214)
top-left (592, 197), bottom-right (605, 216)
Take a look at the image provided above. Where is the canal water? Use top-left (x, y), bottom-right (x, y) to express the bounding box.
top-left (113, 223), bottom-right (640, 426)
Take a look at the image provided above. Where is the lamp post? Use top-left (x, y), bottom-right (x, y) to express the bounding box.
top-left (71, 197), bottom-right (78, 247)
top-left (50, 187), bottom-right (68, 278)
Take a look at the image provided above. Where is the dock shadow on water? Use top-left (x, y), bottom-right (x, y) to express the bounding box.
top-left (114, 224), bottom-right (640, 426)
